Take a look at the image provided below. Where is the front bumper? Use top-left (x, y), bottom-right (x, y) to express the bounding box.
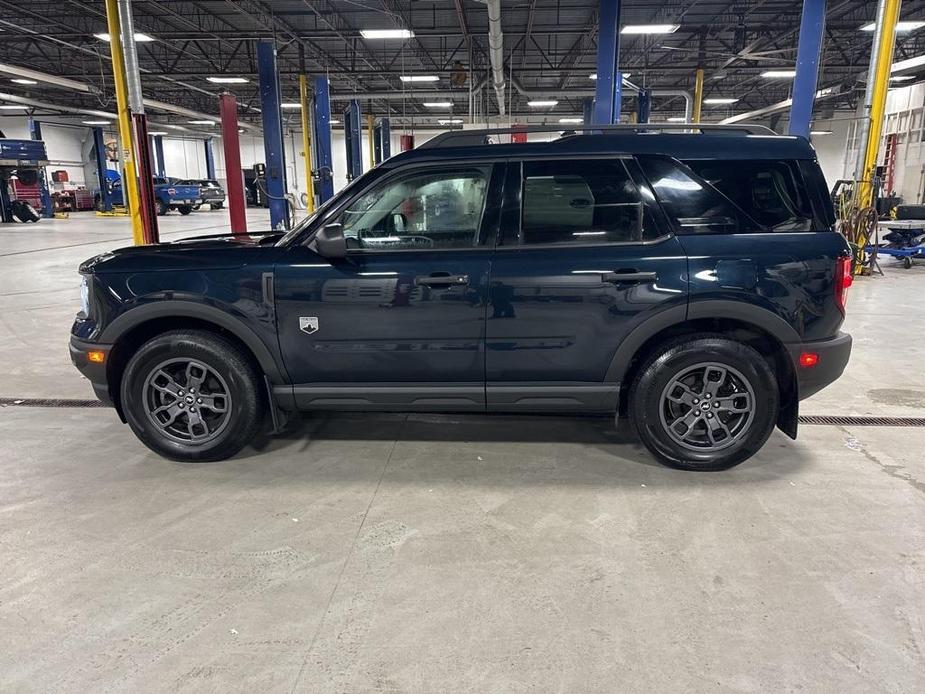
top-left (69, 336), bottom-right (114, 405)
top-left (787, 331), bottom-right (852, 400)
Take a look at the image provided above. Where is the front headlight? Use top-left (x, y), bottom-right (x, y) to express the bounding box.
top-left (79, 275), bottom-right (91, 318)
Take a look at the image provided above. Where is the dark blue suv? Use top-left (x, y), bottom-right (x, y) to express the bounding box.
top-left (70, 125), bottom-right (852, 471)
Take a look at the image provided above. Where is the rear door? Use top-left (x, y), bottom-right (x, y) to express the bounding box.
top-left (274, 161), bottom-right (504, 410)
top-left (485, 157), bottom-right (688, 412)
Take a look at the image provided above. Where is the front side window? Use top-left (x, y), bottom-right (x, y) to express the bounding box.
top-left (638, 157), bottom-right (743, 234)
top-left (685, 159), bottom-right (816, 232)
top-left (519, 159), bottom-right (658, 245)
top-left (335, 166), bottom-right (491, 251)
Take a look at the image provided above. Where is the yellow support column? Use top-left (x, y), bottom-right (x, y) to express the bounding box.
top-left (298, 75), bottom-right (315, 213)
top-left (104, 0), bottom-right (144, 245)
top-left (692, 68), bottom-right (704, 123)
top-left (366, 113), bottom-right (375, 170)
top-left (858, 0), bottom-right (901, 208)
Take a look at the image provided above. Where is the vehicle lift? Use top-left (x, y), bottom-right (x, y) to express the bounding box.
top-left (373, 118), bottom-right (391, 165)
top-left (344, 99), bottom-right (363, 182)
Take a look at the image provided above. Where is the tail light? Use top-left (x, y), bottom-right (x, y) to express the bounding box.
top-left (834, 255), bottom-right (852, 314)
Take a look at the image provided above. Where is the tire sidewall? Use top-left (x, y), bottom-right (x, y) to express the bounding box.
top-left (632, 339), bottom-right (779, 470)
top-left (120, 334), bottom-right (260, 461)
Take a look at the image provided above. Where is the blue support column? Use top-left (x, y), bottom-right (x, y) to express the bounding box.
top-left (313, 75), bottom-right (334, 203)
top-left (28, 119), bottom-right (54, 218)
top-left (152, 135), bottom-right (166, 177)
top-left (593, 0), bottom-right (622, 124)
top-left (637, 88), bottom-right (652, 124)
top-left (92, 127), bottom-right (113, 211)
top-left (256, 40), bottom-right (290, 230)
top-left (203, 138), bottom-right (216, 180)
top-left (344, 100), bottom-right (362, 181)
top-left (789, 0), bottom-right (827, 139)
top-left (582, 98), bottom-right (594, 126)
top-left (374, 118), bottom-right (391, 164)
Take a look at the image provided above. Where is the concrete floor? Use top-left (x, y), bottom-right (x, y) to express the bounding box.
top-left (1, 210), bottom-right (924, 693)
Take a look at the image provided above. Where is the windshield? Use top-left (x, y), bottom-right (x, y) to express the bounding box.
top-left (276, 168), bottom-right (383, 246)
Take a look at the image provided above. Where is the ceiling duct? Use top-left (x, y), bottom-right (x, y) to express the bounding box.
top-left (484, 0), bottom-right (506, 116)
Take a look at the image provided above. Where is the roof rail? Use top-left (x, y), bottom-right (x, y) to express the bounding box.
top-left (417, 122), bottom-right (777, 149)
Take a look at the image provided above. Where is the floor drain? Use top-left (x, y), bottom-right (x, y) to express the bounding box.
top-left (799, 415), bottom-right (925, 427)
top-left (0, 397), bottom-right (106, 408)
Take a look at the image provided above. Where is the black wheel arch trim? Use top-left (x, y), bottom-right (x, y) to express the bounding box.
top-left (99, 300), bottom-right (288, 384)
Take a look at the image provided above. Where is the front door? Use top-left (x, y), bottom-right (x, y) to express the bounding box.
top-left (485, 157), bottom-right (688, 411)
top-left (274, 162), bottom-right (503, 410)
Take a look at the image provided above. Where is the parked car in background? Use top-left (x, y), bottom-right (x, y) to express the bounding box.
top-left (71, 125), bottom-right (852, 471)
top-left (178, 179), bottom-right (225, 210)
top-left (96, 177), bottom-right (202, 215)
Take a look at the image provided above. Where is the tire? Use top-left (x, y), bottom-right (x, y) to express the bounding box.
top-left (628, 335), bottom-right (779, 471)
top-left (94, 195), bottom-right (104, 212)
top-left (120, 330), bottom-right (265, 462)
top-left (155, 199), bottom-right (168, 216)
top-left (192, 204), bottom-right (202, 211)
top-left (211, 201), bottom-right (224, 210)
top-left (178, 205), bottom-right (193, 215)
top-left (11, 200), bottom-right (40, 223)
top-left (903, 256), bottom-right (913, 269)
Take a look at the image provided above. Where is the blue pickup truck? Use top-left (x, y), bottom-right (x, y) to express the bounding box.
top-left (97, 176), bottom-right (202, 215)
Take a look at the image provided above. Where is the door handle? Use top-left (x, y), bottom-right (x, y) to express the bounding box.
top-left (600, 271), bottom-right (658, 284)
top-left (415, 273), bottom-right (470, 287)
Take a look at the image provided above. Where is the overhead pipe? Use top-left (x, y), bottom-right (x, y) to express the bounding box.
top-left (484, 0), bottom-right (506, 116)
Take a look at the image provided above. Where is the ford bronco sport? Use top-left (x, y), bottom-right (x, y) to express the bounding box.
top-left (70, 124), bottom-right (852, 471)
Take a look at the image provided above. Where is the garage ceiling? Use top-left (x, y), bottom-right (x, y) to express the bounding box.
top-left (0, 0), bottom-right (924, 128)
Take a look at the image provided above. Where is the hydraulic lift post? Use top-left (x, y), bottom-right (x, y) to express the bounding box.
top-left (592, 0), bottom-right (623, 124)
top-left (27, 119), bottom-right (54, 218)
top-left (344, 99), bottom-right (363, 182)
top-left (256, 40), bottom-right (290, 230)
top-left (218, 93), bottom-right (247, 235)
top-left (312, 76), bottom-right (334, 203)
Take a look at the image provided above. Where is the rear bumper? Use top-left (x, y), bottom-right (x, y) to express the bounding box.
top-left (69, 336), bottom-right (113, 405)
top-left (787, 331), bottom-right (852, 400)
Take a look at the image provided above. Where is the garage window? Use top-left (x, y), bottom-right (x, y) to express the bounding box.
top-left (519, 160), bottom-right (659, 245)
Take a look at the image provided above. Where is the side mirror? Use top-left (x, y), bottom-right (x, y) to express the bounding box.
top-left (313, 222), bottom-right (347, 259)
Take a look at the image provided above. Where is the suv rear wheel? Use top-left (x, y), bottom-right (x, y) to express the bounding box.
top-left (629, 335), bottom-right (778, 471)
top-left (120, 330), bottom-right (264, 461)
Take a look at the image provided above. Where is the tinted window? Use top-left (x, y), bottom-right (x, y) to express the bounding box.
top-left (520, 160), bottom-right (658, 244)
top-left (638, 157), bottom-right (743, 234)
top-left (686, 159), bottom-right (815, 232)
top-left (336, 166), bottom-right (491, 250)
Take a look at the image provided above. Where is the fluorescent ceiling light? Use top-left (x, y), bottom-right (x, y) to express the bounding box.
top-left (621, 24), bottom-right (680, 34)
top-left (360, 29), bottom-right (413, 39)
top-left (281, 103), bottom-right (302, 109)
top-left (528, 100), bottom-right (559, 107)
top-left (187, 119), bottom-right (215, 125)
top-left (0, 104), bottom-right (27, 109)
top-left (82, 120), bottom-right (110, 125)
top-left (589, 72), bottom-right (630, 80)
top-left (891, 75), bottom-right (915, 81)
top-left (666, 117), bottom-right (688, 122)
top-left (438, 119), bottom-right (463, 125)
top-left (861, 21), bottom-right (925, 32)
top-left (94, 32), bottom-right (155, 42)
top-left (761, 70), bottom-right (797, 78)
top-left (891, 54), bottom-right (925, 73)
top-left (810, 130), bottom-right (833, 135)
top-left (165, 124), bottom-right (187, 130)
top-left (703, 97), bottom-right (739, 104)
top-left (207, 76), bottom-right (249, 84)
top-left (330, 119), bottom-right (340, 124)
top-left (423, 101), bottom-right (453, 107)
top-left (11, 78), bottom-right (37, 85)
top-left (400, 75), bottom-right (439, 82)
top-left (558, 117), bottom-right (584, 124)
top-left (147, 131), bottom-right (168, 136)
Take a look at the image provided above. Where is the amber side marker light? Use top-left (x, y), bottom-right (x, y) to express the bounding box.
top-left (87, 350), bottom-right (106, 364)
top-left (799, 352), bottom-right (819, 368)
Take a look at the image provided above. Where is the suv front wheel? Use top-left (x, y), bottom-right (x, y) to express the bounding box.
top-left (120, 330), bottom-right (265, 462)
top-left (629, 336), bottom-right (779, 471)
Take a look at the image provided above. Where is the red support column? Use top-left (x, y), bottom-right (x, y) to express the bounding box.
top-left (219, 93), bottom-right (247, 235)
top-left (132, 113), bottom-right (159, 244)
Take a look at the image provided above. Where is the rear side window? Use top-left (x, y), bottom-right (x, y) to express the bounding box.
top-left (520, 159), bottom-right (660, 245)
top-left (686, 159), bottom-right (816, 232)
